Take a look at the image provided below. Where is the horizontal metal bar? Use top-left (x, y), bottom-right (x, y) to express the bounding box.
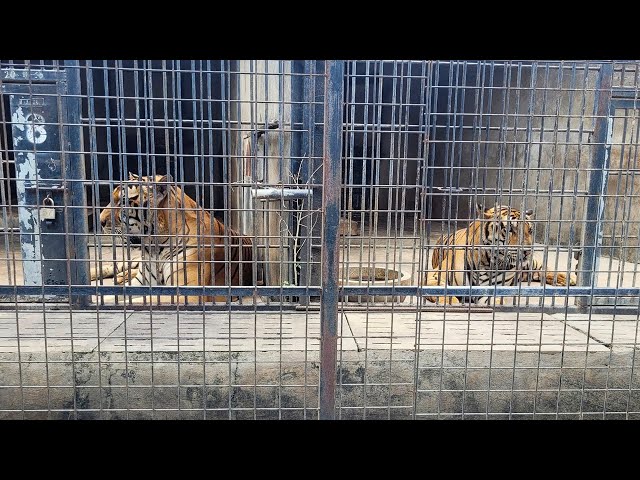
top-left (0, 286), bottom-right (324, 296)
top-left (251, 188), bottom-right (313, 201)
top-left (429, 186), bottom-right (591, 195)
top-left (610, 97), bottom-right (640, 110)
top-left (338, 286), bottom-right (640, 297)
top-left (1, 285), bottom-right (640, 297)
top-left (0, 303), bottom-right (302, 312)
top-left (23, 182), bottom-right (66, 191)
top-left (611, 87), bottom-right (640, 100)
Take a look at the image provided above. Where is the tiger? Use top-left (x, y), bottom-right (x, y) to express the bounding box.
top-left (93, 172), bottom-right (254, 304)
top-left (90, 186), bottom-right (142, 285)
top-left (424, 204), bottom-right (577, 305)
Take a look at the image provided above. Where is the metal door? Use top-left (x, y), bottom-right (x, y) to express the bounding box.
top-left (1, 64), bottom-right (88, 304)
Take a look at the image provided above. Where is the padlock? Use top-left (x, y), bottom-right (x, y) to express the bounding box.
top-left (40, 195), bottom-right (56, 222)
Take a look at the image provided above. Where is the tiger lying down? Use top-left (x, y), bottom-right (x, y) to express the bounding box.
top-left (424, 204), bottom-right (577, 305)
top-left (90, 173), bottom-right (254, 304)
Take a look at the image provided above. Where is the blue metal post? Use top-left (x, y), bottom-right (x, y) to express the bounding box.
top-left (63, 61), bottom-right (90, 307)
top-left (576, 63), bottom-right (613, 308)
top-left (298, 61), bottom-right (326, 296)
top-left (290, 61), bottom-right (305, 293)
top-left (319, 60), bottom-right (344, 420)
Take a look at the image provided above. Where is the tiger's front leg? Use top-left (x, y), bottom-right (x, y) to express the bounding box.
top-left (527, 259), bottom-right (577, 286)
top-left (426, 250), bottom-right (465, 305)
top-left (424, 271), bottom-right (461, 305)
top-left (95, 263), bottom-right (148, 305)
top-left (115, 268), bottom-right (140, 285)
top-left (90, 262), bottom-right (119, 281)
top-left (541, 271), bottom-right (577, 286)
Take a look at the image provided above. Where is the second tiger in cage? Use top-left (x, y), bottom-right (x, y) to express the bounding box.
top-left (424, 204), bottom-right (577, 305)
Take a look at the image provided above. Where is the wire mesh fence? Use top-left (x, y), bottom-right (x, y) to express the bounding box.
top-left (0, 60), bottom-right (639, 419)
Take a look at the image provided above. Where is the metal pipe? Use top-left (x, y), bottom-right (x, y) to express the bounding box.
top-left (251, 187), bottom-right (313, 201)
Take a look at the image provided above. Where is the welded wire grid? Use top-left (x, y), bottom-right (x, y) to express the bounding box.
top-left (0, 60), bottom-right (639, 419)
top-left (336, 60), bottom-right (640, 419)
top-left (0, 60), bottom-right (324, 419)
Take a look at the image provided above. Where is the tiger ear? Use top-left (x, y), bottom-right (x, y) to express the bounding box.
top-left (154, 174), bottom-right (173, 202)
top-left (128, 172), bottom-right (139, 181)
top-left (525, 209), bottom-right (534, 218)
top-left (477, 203), bottom-right (493, 218)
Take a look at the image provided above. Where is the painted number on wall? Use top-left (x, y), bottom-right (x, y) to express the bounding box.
top-left (11, 106), bottom-right (47, 145)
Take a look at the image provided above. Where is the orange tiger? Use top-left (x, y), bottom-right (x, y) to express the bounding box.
top-left (425, 204), bottom-right (576, 305)
top-left (93, 173), bottom-right (253, 304)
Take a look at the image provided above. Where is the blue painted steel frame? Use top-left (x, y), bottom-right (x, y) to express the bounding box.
top-left (576, 63), bottom-right (613, 308)
top-left (63, 61), bottom-right (90, 307)
top-left (1, 284), bottom-right (638, 298)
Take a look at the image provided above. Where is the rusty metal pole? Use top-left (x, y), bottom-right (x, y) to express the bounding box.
top-left (319, 60), bottom-right (344, 420)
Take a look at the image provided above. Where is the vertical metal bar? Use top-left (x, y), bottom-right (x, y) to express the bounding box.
top-left (482, 60), bottom-right (497, 419)
top-left (413, 60), bottom-right (432, 419)
top-left (613, 107), bottom-right (635, 293)
top-left (0, 64), bottom-right (27, 414)
top-left (87, 133), bottom-right (104, 416)
top-left (299, 61), bottom-right (312, 297)
top-left (576, 63), bottom-right (613, 308)
top-left (299, 61), bottom-right (321, 300)
top-left (290, 61), bottom-right (305, 291)
top-left (63, 61), bottom-right (90, 306)
top-left (319, 60), bottom-right (343, 420)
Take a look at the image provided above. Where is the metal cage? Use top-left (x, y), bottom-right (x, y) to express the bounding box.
top-left (0, 60), bottom-right (639, 419)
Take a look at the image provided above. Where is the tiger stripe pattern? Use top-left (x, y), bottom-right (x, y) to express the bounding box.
top-left (95, 173), bottom-right (253, 303)
top-left (424, 204), bottom-right (576, 305)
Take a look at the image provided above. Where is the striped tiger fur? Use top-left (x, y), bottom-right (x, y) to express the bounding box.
top-left (90, 186), bottom-right (142, 285)
top-left (93, 173), bottom-right (253, 304)
top-left (424, 204), bottom-right (576, 305)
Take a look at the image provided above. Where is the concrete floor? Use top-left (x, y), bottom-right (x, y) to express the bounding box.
top-left (1, 309), bottom-right (637, 356)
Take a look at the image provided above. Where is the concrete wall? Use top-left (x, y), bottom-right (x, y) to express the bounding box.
top-left (604, 107), bottom-right (640, 263)
top-left (464, 63), bottom-right (638, 263)
top-left (345, 62), bottom-right (639, 264)
top-left (2, 349), bottom-right (637, 419)
top-left (428, 63), bottom-right (597, 248)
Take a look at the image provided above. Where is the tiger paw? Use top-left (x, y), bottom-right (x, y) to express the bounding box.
top-left (546, 272), bottom-right (576, 286)
top-left (115, 269), bottom-right (138, 285)
top-left (427, 296), bottom-right (461, 305)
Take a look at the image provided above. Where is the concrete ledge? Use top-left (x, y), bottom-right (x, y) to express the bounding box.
top-left (1, 310), bottom-right (639, 419)
top-left (1, 349), bottom-right (639, 419)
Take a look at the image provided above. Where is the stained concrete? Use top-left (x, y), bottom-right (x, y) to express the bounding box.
top-left (1, 309), bottom-right (638, 419)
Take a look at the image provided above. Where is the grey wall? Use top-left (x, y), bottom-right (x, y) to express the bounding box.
top-left (444, 63), bottom-right (596, 249)
top-left (343, 61), bottom-right (640, 264)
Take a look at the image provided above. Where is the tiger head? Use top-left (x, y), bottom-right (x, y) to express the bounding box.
top-left (99, 173), bottom-right (173, 239)
top-left (478, 203), bottom-right (534, 266)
